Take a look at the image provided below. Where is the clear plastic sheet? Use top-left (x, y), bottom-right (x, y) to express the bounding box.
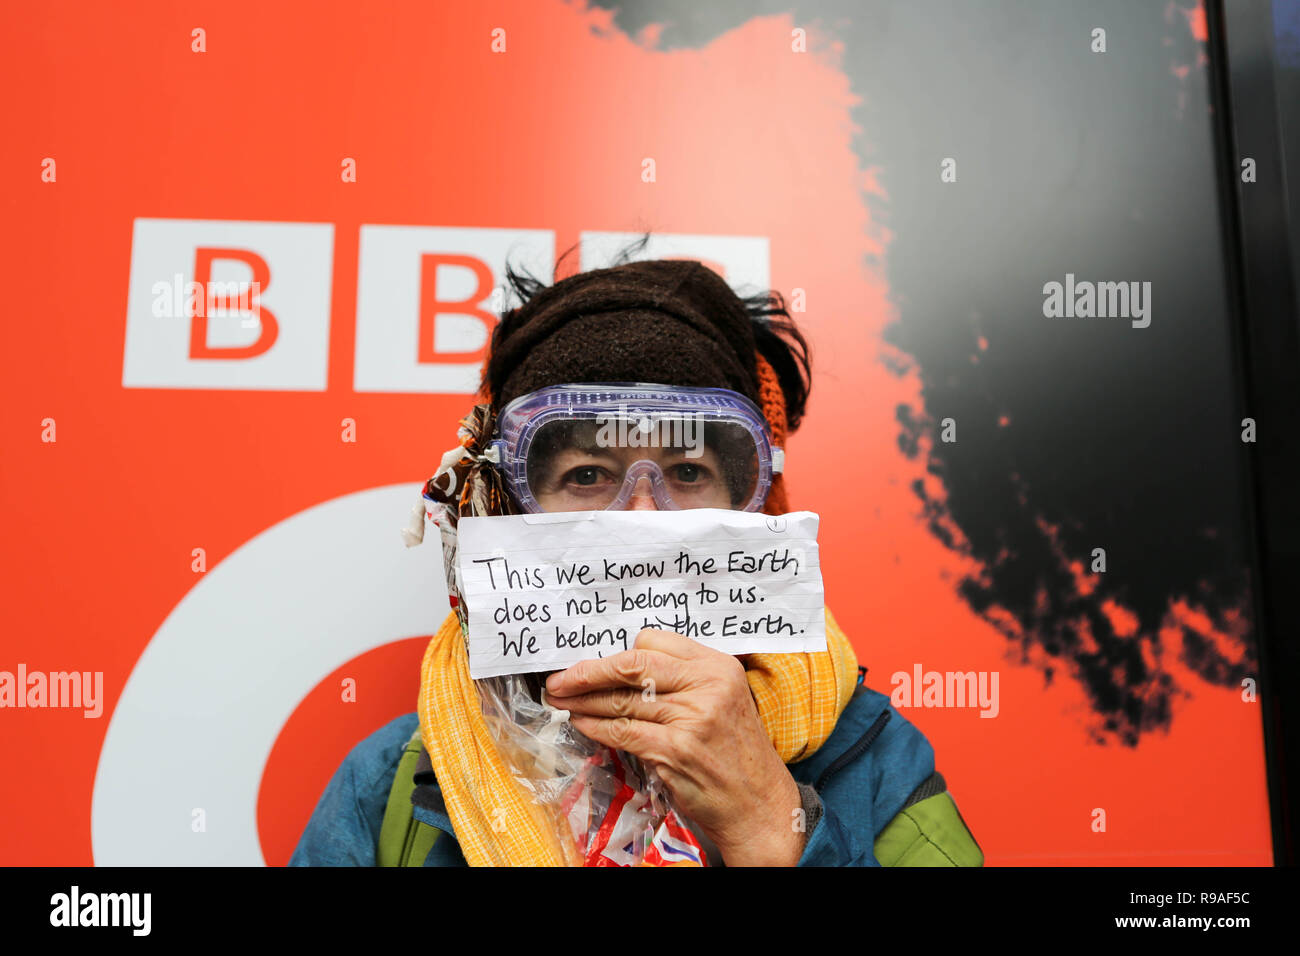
top-left (478, 673), bottom-right (705, 865)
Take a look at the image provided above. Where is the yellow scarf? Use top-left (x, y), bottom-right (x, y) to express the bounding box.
top-left (417, 607), bottom-right (859, 866)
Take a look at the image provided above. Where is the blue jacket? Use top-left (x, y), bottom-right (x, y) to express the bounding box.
top-left (289, 682), bottom-right (947, 867)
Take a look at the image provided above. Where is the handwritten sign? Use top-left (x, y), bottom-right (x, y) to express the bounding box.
top-left (457, 509), bottom-right (825, 678)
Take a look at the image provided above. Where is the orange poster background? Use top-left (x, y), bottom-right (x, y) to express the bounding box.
top-left (0, 0), bottom-right (1271, 865)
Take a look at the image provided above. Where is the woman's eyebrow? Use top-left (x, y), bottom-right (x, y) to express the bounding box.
top-left (661, 440), bottom-right (709, 451)
top-left (560, 437), bottom-right (618, 456)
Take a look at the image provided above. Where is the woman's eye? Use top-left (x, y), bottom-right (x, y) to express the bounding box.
top-left (671, 463), bottom-right (706, 483)
top-left (567, 466), bottom-right (608, 486)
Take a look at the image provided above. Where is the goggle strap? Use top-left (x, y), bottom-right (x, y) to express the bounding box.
top-left (772, 447), bottom-right (785, 475)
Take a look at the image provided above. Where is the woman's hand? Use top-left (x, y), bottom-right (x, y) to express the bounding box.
top-left (544, 628), bottom-right (806, 867)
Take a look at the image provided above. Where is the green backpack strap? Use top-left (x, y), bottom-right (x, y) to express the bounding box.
top-left (377, 728), bottom-right (444, 867)
top-left (873, 772), bottom-right (984, 867)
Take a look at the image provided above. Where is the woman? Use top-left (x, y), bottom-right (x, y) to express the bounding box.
top-left (290, 254), bottom-right (982, 867)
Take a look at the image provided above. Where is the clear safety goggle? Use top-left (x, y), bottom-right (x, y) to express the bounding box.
top-left (485, 383), bottom-right (784, 514)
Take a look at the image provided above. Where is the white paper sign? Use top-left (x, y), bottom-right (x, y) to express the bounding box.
top-left (457, 509), bottom-right (826, 678)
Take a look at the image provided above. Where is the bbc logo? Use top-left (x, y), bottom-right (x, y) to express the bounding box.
top-left (122, 219), bottom-right (770, 394)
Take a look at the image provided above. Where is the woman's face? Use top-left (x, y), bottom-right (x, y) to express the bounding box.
top-left (528, 434), bottom-right (735, 512)
top-left (521, 413), bottom-right (755, 697)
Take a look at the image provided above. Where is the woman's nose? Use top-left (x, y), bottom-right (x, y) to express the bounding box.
top-left (626, 474), bottom-right (659, 510)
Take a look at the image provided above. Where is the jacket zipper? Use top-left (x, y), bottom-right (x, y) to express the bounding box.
top-left (814, 709), bottom-right (891, 791)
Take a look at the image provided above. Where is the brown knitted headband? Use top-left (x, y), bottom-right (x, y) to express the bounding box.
top-left (486, 260), bottom-right (761, 411)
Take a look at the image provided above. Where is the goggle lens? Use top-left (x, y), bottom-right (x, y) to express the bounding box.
top-left (524, 417), bottom-right (761, 512)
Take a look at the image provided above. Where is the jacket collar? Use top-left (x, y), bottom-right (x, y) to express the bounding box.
top-left (787, 683), bottom-right (893, 785)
